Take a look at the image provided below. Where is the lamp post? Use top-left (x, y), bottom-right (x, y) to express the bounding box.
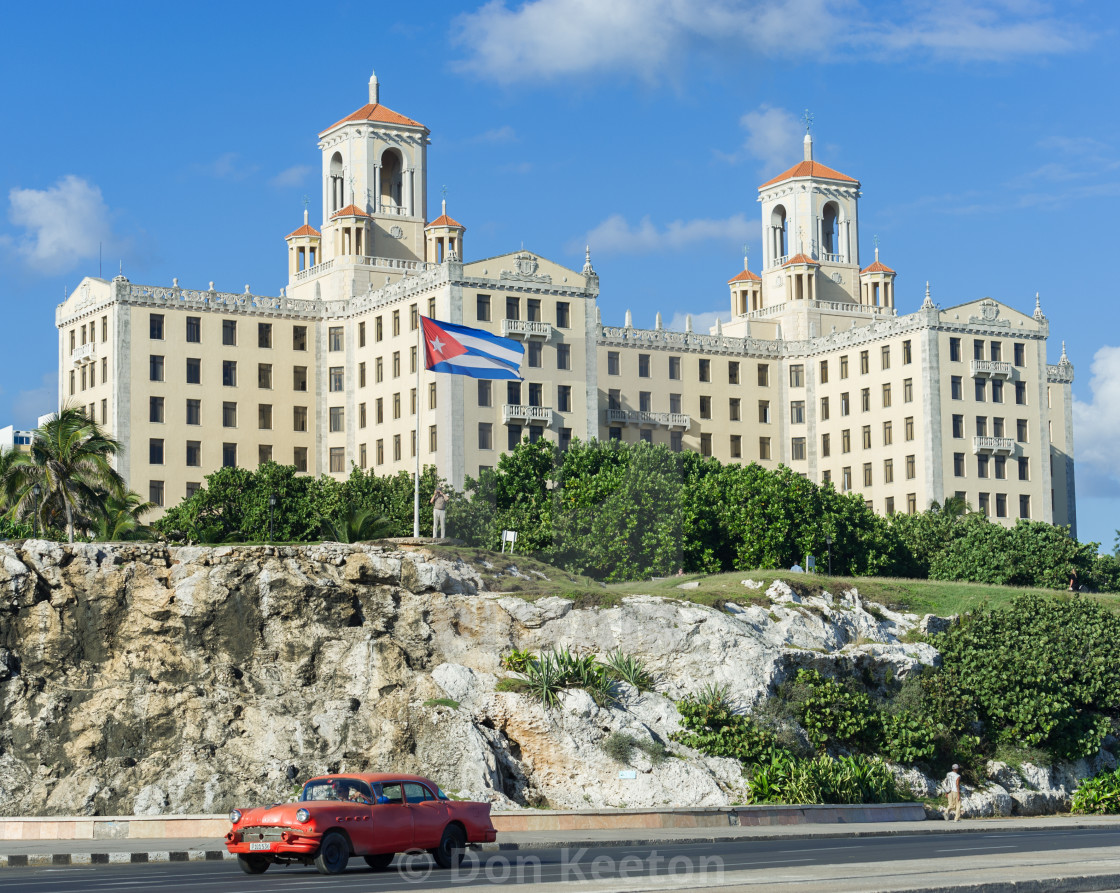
top-left (268, 493), bottom-right (277, 542)
top-left (31, 485), bottom-right (40, 539)
top-left (825, 534), bottom-right (832, 577)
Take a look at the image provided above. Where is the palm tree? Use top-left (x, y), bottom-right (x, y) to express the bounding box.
top-left (0, 446), bottom-right (23, 513)
top-left (321, 506), bottom-right (394, 543)
top-left (7, 407), bottom-right (127, 543)
top-left (91, 491), bottom-right (156, 542)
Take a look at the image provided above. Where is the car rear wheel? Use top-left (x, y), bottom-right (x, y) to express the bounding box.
top-left (314, 831), bottom-right (350, 875)
top-left (236, 854), bottom-right (270, 875)
top-left (431, 824), bottom-right (466, 870)
top-left (364, 852), bottom-right (395, 871)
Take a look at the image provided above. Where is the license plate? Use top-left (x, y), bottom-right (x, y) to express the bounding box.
top-left (249, 842), bottom-right (271, 851)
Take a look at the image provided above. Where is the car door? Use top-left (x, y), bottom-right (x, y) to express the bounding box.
top-left (340, 780), bottom-right (377, 853)
top-left (371, 782), bottom-right (414, 853)
top-left (404, 782), bottom-right (448, 849)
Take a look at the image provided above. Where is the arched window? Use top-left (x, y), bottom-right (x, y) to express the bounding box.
top-left (381, 149), bottom-right (403, 211)
top-left (822, 202), bottom-right (839, 257)
top-left (329, 153), bottom-right (344, 213)
top-left (770, 205), bottom-right (787, 262)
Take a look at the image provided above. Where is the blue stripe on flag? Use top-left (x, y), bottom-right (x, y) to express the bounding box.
top-left (429, 358), bottom-right (522, 380)
top-left (430, 318), bottom-right (525, 367)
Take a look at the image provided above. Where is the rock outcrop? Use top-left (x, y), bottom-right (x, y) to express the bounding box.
top-left (0, 542), bottom-right (969, 816)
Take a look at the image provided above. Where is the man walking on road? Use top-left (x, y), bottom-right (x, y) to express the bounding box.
top-left (944, 763), bottom-right (963, 821)
top-left (430, 487), bottom-right (448, 539)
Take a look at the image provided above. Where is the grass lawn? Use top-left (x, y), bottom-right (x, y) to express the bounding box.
top-left (429, 545), bottom-right (1120, 618)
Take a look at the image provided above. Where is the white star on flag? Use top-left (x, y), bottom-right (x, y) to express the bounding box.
top-left (430, 335), bottom-right (445, 354)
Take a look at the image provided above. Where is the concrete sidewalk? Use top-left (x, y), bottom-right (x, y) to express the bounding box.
top-left (2, 815), bottom-right (1119, 867)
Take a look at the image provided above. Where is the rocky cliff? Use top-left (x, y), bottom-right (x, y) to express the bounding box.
top-left (0, 541), bottom-right (1092, 818)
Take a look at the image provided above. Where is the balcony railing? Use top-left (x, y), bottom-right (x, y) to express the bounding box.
top-left (971, 360), bottom-right (1012, 378)
top-left (606, 409), bottom-right (690, 429)
top-left (973, 436), bottom-right (1016, 455)
top-left (72, 343), bottom-right (95, 364)
top-left (821, 252), bottom-right (845, 263)
top-left (293, 255), bottom-right (434, 283)
top-left (501, 319), bottom-right (552, 340)
top-left (503, 404), bottom-right (553, 425)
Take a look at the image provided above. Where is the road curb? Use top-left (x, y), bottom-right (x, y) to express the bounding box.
top-left (883, 875), bottom-right (1120, 893)
top-left (1, 850), bottom-right (234, 868)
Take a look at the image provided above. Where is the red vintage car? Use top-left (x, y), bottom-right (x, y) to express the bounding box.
top-left (225, 773), bottom-right (497, 875)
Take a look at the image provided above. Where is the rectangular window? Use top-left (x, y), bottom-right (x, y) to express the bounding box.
top-left (758, 400), bottom-right (770, 423)
top-left (863, 462), bottom-right (873, 487)
top-left (528, 383), bottom-right (542, 407)
top-left (974, 339), bottom-right (985, 361)
top-left (150, 355), bottom-right (164, 382)
top-left (330, 447), bottom-right (345, 473)
top-left (995, 455), bottom-right (1007, 480)
top-left (907, 493), bottom-right (917, 514)
top-left (149, 438), bottom-right (164, 465)
top-left (882, 383), bottom-right (892, 407)
top-left (842, 467), bottom-right (852, 492)
top-left (820, 396), bottom-right (830, 421)
top-left (505, 297), bottom-right (519, 320)
top-left (861, 388), bottom-right (870, 412)
top-left (881, 345), bottom-right (890, 370)
top-left (479, 422), bottom-right (493, 450)
top-left (757, 363), bottom-right (769, 386)
top-left (294, 446), bottom-right (308, 472)
top-left (374, 357), bottom-right (383, 383)
top-left (223, 360), bottom-right (237, 387)
top-left (842, 429), bottom-right (851, 453)
top-left (149, 480), bottom-right (164, 507)
top-left (729, 397), bottom-right (741, 421)
top-left (949, 337), bottom-right (961, 362)
top-left (903, 340), bottom-right (912, 364)
top-left (759, 437), bottom-right (771, 459)
top-left (902, 379), bottom-right (913, 404)
top-left (954, 452), bottom-right (966, 477)
top-left (992, 380), bottom-right (1004, 403)
top-left (429, 425), bottom-right (437, 453)
top-left (259, 444), bottom-right (273, 465)
top-left (906, 454), bottom-right (916, 479)
top-left (222, 319), bottom-right (237, 346)
top-left (358, 443), bottom-right (367, 468)
top-left (790, 400), bottom-right (805, 424)
top-left (101, 357), bottom-right (107, 384)
top-left (976, 416), bottom-right (988, 437)
top-left (186, 440), bottom-right (201, 466)
top-left (329, 407), bottom-right (344, 432)
top-left (607, 351), bottom-right (620, 375)
top-left (509, 381), bottom-right (522, 406)
top-left (559, 427), bottom-right (572, 451)
top-left (951, 376), bottom-right (962, 400)
top-left (1019, 494), bottom-right (1031, 519)
top-left (556, 301), bottom-right (570, 328)
top-left (670, 393), bottom-right (682, 413)
top-left (885, 496), bottom-right (895, 516)
top-left (728, 361), bottom-right (740, 385)
top-left (258, 363), bottom-right (273, 389)
top-left (358, 321), bottom-right (366, 348)
top-left (478, 380), bottom-right (492, 407)
top-left (101, 316), bottom-right (108, 341)
top-left (393, 352), bottom-right (401, 377)
top-left (699, 395), bottom-right (712, 419)
top-left (375, 397), bottom-right (383, 424)
top-left (392, 311), bottom-right (401, 337)
top-left (429, 382), bottom-right (437, 410)
top-left (410, 345), bottom-right (418, 374)
top-left (477, 294), bottom-right (491, 321)
top-left (1018, 457), bottom-right (1030, 481)
top-left (884, 459), bottom-right (894, 484)
top-left (860, 350), bottom-right (870, 374)
top-left (841, 392), bottom-right (850, 416)
top-left (822, 470), bottom-right (832, 485)
top-left (258, 322), bottom-right (272, 349)
top-left (840, 355), bottom-right (849, 379)
top-left (222, 401), bottom-right (237, 428)
top-left (149, 396), bottom-right (164, 423)
top-left (639, 391), bottom-right (652, 412)
top-left (359, 362), bottom-right (366, 388)
top-left (329, 326), bottom-right (344, 351)
top-left (993, 417), bottom-right (1004, 437)
top-left (526, 299), bottom-right (540, 323)
top-left (558, 385), bottom-right (572, 413)
top-left (557, 343), bottom-right (571, 370)
top-left (186, 399), bottom-right (201, 426)
top-left (700, 433), bottom-right (712, 456)
top-left (978, 492), bottom-right (990, 516)
top-left (258, 404), bottom-right (272, 430)
top-left (953, 414), bottom-right (964, 438)
top-left (101, 397), bottom-right (107, 422)
top-left (528, 342), bottom-right (542, 367)
top-left (862, 425), bottom-right (872, 449)
top-left (393, 392), bottom-right (401, 419)
top-left (1017, 418), bottom-right (1029, 441)
top-left (293, 325), bottom-right (307, 350)
top-left (821, 433), bottom-right (831, 457)
top-left (508, 425), bottom-right (522, 451)
top-left (883, 421), bottom-right (893, 445)
top-left (410, 303), bottom-right (419, 331)
top-left (669, 356), bottom-right (682, 380)
top-left (638, 354), bottom-right (650, 377)
top-left (990, 341), bottom-right (1002, 362)
top-left (819, 359), bottom-right (829, 384)
top-left (730, 434), bottom-right (742, 459)
top-left (975, 379), bottom-right (986, 402)
top-left (293, 366), bottom-right (308, 392)
top-left (699, 359), bottom-right (711, 382)
top-left (222, 443), bottom-right (237, 468)
top-left (1014, 343), bottom-right (1025, 366)
top-left (150, 313), bottom-right (164, 339)
top-left (789, 364), bottom-right (804, 387)
top-left (293, 406), bottom-right (307, 432)
top-left (329, 366), bottom-right (344, 392)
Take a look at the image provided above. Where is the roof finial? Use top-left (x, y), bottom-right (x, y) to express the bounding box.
top-left (743, 244), bottom-right (750, 271)
top-left (369, 69), bottom-right (379, 105)
top-left (582, 244), bottom-right (596, 277)
top-left (802, 109), bottom-right (814, 161)
top-left (1034, 291), bottom-right (1043, 319)
top-left (685, 314), bottom-right (693, 333)
top-left (921, 280), bottom-right (934, 310)
top-left (441, 198), bottom-right (446, 216)
top-left (625, 308), bottom-right (633, 328)
top-left (655, 311), bottom-right (663, 330)
top-left (1060, 340), bottom-right (1068, 363)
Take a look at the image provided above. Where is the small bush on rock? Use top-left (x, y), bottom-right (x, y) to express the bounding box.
top-left (1072, 767), bottom-right (1120, 814)
top-left (602, 732), bottom-right (636, 763)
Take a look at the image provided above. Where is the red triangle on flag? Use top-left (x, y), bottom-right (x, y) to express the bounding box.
top-left (421, 316), bottom-right (468, 369)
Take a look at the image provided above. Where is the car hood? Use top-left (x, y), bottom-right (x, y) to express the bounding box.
top-left (236, 802), bottom-right (310, 826)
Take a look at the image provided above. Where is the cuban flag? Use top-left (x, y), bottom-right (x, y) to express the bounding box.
top-left (421, 316), bottom-right (524, 380)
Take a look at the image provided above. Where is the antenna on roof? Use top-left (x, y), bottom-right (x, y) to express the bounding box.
top-left (802, 109), bottom-right (814, 134)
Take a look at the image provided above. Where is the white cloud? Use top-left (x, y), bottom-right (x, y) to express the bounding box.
top-left (576, 212), bottom-right (752, 255)
top-left (452, 0), bottom-right (1087, 83)
top-left (666, 309), bottom-right (730, 333)
top-left (734, 105), bottom-right (803, 171)
top-left (13, 372), bottom-right (58, 428)
top-left (474, 125), bottom-right (518, 143)
top-left (270, 165), bottom-right (313, 188)
top-left (6, 176), bottom-right (117, 274)
top-left (1072, 345), bottom-right (1120, 499)
top-left (192, 152), bottom-right (259, 181)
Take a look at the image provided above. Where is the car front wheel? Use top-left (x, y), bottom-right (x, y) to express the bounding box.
top-left (236, 854), bottom-right (270, 875)
top-left (314, 831), bottom-right (350, 875)
top-left (431, 824), bottom-right (466, 869)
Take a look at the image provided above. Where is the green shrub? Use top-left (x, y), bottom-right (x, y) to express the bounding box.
top-left (602, 732), bottom-right (636, 763)
top-left (423, 698), bottom-right (460, 710)
top-left (635, 736), bottom-right (670, 765)
top-left (501, 648), bottom-right (534, 673)
top-left (672, 691), bottom-right (789, 766)
top-left (1072, 768), bottom-right (1120, 814)
top-left (786, 669), bottom-right (875, 752)
top-left (748, 753), bottom-right (907, 805)
top-left (603, 651), bottom-right (654, 691)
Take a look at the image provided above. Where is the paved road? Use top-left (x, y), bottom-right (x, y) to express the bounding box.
top-left (3, 828), bottom-right (1120, 892)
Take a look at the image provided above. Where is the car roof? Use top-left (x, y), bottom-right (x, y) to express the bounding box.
top-left (305, 773), bottom-right (438, 786)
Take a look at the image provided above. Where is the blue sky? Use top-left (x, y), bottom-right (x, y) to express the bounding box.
top-left (1, 0), bottom-right (1117, 550)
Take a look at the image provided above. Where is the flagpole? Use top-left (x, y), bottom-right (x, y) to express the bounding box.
top-left (414, 317), bottom-right (421, 537)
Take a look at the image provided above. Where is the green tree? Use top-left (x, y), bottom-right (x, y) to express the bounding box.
top-left (91, 491), bottom-right (155, 542)
top-left (321, 506), bottom-right (394, 543)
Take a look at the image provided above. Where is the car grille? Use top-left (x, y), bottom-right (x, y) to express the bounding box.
top-left (239, 826), bottom-right (295, 842)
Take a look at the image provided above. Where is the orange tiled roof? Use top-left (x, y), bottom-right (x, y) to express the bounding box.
top-left (861, 260), bottom-right (896, 274)
top-left (783, 253), bottom-right (820, 266)
top-left (285, 223), bottom-right (321, 239)
top-left (426, 213), bottom-right (464, 229)
top-left (320, 103), bottom-right (426, 136)
top-left (728, 268), bottom-right (761, 284)
top-left (760, 160), bottom-right (858, 189)
top-left (330, 204), bottom-right (370, 219)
